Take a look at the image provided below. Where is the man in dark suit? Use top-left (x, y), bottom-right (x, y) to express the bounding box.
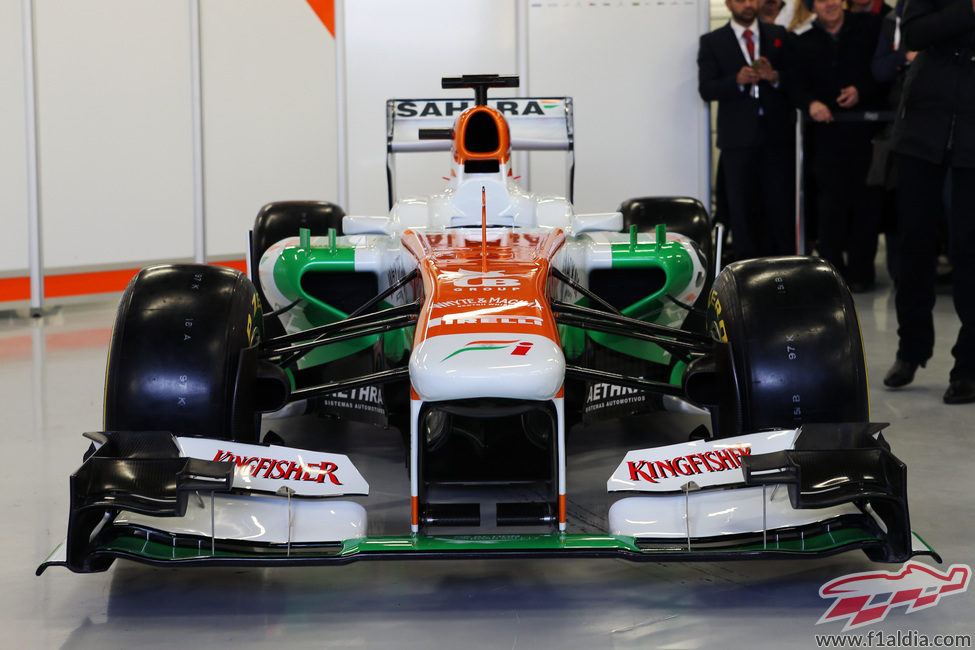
top-left (698, 0), bottom-right (795, 260)
top-left (791, 0), bottom-right (882, 291)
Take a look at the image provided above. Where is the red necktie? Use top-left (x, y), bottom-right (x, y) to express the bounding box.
top-left (744, 29), bottom-right (755, 61)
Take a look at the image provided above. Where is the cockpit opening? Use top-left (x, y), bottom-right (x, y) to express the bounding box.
top-left (464, 111), bottom-right (501, 153)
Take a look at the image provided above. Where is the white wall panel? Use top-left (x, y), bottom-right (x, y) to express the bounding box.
top-left (1, 0), bottom-right (711, 303)
top-left (528, 2), bottom-right (709, 214)
top-left (202, 0), bottom-right (338, 260)
top-left (343, 0), bottom-right (517, 216)
top-left (34, 0), bottom-right (194, 270)
top-left (0, 0), bottom-right (30, 275)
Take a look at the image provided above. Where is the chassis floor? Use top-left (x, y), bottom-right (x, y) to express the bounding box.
top-left (6, 281), bottom-right (975, 649)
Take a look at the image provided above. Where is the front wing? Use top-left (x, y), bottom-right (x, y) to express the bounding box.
top-left (38, 425), bottom-right (938, 574)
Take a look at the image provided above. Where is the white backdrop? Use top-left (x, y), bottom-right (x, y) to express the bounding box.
top-left (33, 0), bottom-right (196, 269)
top-left (1, 0), bottom-right (37, 276)
top-left (342, 0), bottom-right (518, 216)
top-left (526, 2), bottom-right (710, 213)
top-left (1, 0), bottom-right (338, 295)
top-left (1, 0), bottom-right (708, 307)
top-left (340, 0), bottom-right (709, 217)
top-left (201, 0), bottom-right (338, 259)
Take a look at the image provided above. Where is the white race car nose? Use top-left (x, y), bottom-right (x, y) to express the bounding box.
top-left (408, 333), bottom-right (565, 401)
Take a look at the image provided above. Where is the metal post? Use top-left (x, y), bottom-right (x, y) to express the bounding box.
top-left (515, 0), bottom-right (530, 191)
top-left (699, 0), bottom-right (713, 211)
top-left (335, 0), bottom-right (348, 210)
top-left (23, 0), bottom-right (43, 314)
top-left (189, 0), bottom-right (206, 263)
top-left (794, 109), bottom-right (805, 255)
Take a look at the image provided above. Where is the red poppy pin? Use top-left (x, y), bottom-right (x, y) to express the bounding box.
top-left (774, 38), bottom-right (783, 48)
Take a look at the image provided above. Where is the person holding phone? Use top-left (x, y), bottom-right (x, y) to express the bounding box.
top-left (698, 0), bottom-right (796, 260)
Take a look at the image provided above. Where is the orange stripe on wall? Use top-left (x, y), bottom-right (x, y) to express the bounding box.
top-left (0, 260), bottom-right (248, 303)
top-left (306, 0), bottom-right (336, 38)
top-left (215, 259), bottom-right (248, 273)
top-left (0, 277), bottom-right (30, 302)
top-left (44, 268), bottom-right (141, 298)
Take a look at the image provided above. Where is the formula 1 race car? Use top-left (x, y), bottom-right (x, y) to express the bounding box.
top-left (39, 75), bottom-right (937, 575)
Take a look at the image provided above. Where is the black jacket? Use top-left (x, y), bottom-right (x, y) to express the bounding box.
top-left (791, 13), bottom-right (884, 149)
top-left (792, 14), bottom-right (883, 113)
top-left (890, 0), bottom-right (975, 166)
top-left (698, 21), bottom-right (795, 150)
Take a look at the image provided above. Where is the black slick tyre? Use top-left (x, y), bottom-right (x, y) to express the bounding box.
top-left (104, 264), bottom-right (262, 442)
top-left (707, 256), bottom-right (869, 437)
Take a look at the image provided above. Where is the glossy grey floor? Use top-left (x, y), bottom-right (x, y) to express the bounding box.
top-left (4, 280), bottom-right (974, 649)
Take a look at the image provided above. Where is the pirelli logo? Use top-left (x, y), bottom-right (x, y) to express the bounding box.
top-left (427, 315), bottom-right (542, 328)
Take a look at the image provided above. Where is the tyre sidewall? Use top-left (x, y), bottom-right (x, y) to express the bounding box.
top-left (104, 264), bottom-right (261, 441)
top-left (707, 257), bottom-right (868, 436)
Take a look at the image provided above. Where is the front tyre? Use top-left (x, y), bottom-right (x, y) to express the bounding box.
top-left (707, 256), bottom-right (868, 437)
top-left (104, 264), bottom-right (262, 442)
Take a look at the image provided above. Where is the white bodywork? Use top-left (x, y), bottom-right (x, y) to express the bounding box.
top-left (607, 428), bottom-right (872, 539)
top-left (609, 490), bottom-right (862, 539)
top-left (109, 438), bottom-right (371, 545)
top-left (409, 332), bottom-right (565, 402)
top-left (608, 429), bottom-right (800, 493)
top-left (177, 437), bottom-right (369, 496)
top-left (118, 496), bottom-right (368, 545)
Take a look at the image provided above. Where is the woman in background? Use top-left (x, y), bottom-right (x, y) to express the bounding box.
top-left (776, 0), bottom-right (817, 33)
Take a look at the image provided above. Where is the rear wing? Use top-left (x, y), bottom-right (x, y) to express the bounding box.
top-left (385, 97), bottom-right (574, 208)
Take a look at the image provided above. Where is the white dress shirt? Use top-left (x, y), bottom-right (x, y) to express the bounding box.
top-left (730, 19), bottom-right (761, 65)
top-left (730, 20), bottom-right (762, 99)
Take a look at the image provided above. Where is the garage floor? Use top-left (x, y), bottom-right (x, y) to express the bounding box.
top-left (4, 274), bottom-right (974, 649)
